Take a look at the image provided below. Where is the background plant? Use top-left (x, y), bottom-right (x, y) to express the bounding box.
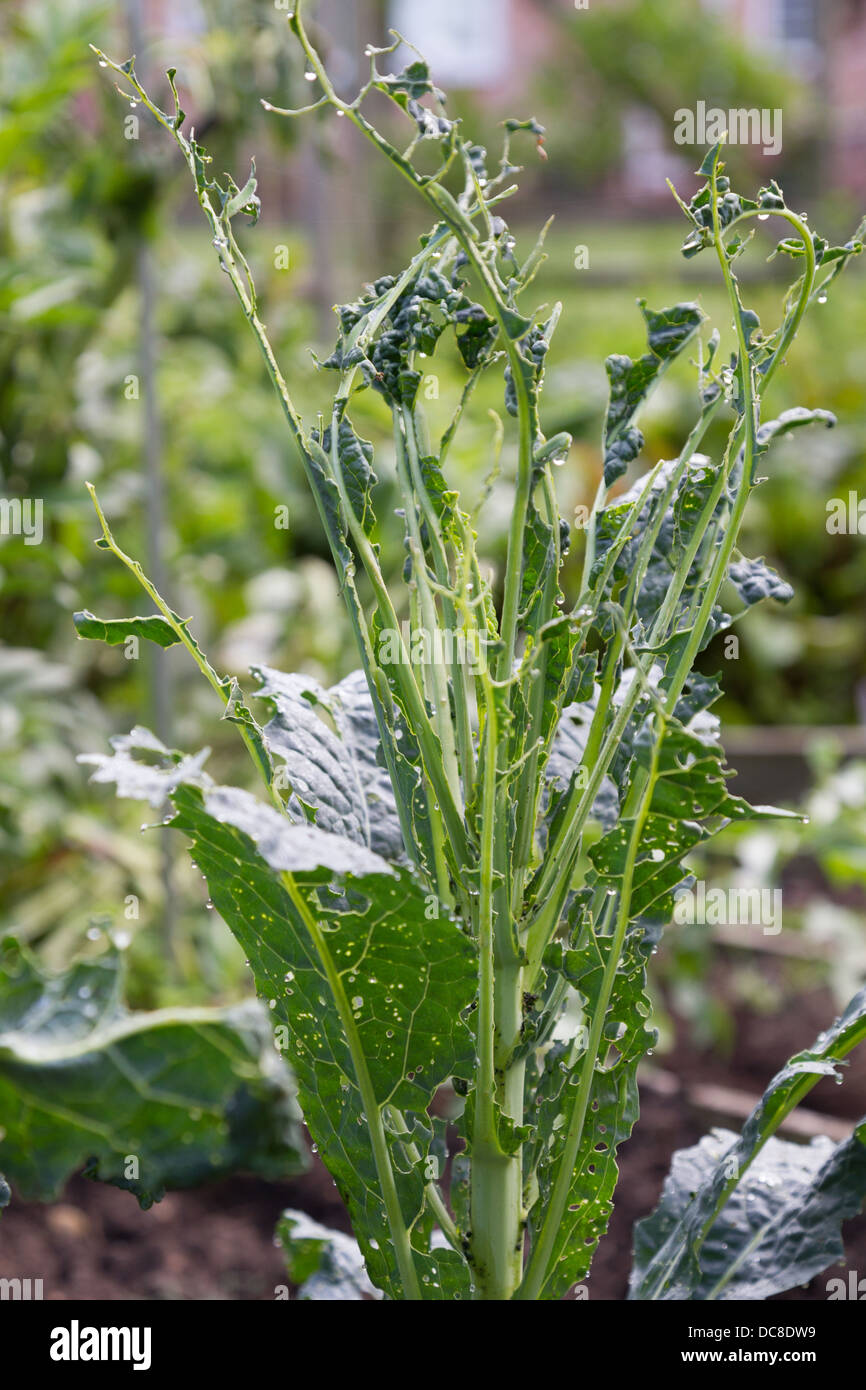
top-left (658, 742), bottom-right (866, 1052)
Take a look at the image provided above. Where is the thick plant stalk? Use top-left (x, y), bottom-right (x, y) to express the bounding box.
top-left (470, 673), bottom-right (524, 1299)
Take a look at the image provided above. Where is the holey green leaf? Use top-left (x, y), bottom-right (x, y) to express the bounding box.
top-left (84, 741), bottom-right (477, 1299)
top-left (74, 609), bottom-right (181, 649)
top-left (0, 941), bottom-right (305, 1207)
top-left (588, 718), bottom-right (800, 921)
top-left (630, 985), bottom-right (866, 1299)
top-left (173, 785), bottom-right (477, 1300)
top-left (602, 301), bottom-right (704, 485)
top-left (524, 912), bottom-right (658, 1300)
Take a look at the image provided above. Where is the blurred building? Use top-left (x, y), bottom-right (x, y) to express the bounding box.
top-left (390, 0), bottom-right (866, 200)
top-left (825, 1), bottom-right (866, 196)
top-left (712, 0), bottom-right (866, 196)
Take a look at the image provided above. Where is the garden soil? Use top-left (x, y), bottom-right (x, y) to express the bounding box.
top-left (2, 973), bottom-right (864, 1301)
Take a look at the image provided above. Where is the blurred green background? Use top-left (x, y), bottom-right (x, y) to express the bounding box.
top-left (1, 0), bottom-right (864, 1041)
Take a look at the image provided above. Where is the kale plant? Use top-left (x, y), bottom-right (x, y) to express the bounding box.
top-left (70, 7), bottom-right (866, 1299)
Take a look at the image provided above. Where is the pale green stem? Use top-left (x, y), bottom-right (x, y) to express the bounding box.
top-left (470, 674), bottom-right (523, 1300)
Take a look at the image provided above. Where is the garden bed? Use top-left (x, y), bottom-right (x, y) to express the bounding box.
top-left (3, 976), bottom-right (863, 1301)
